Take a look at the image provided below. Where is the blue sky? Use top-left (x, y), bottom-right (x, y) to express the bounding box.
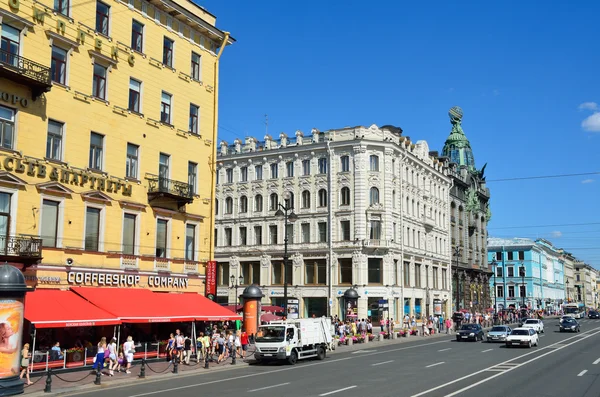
top-left (200, 0), bottom-right (600, 267)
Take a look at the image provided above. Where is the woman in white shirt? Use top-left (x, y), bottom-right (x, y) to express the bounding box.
top-left (92, 337), bottom-right (106, 372)
top-left (123, 336), bottom-right (135, 374)
top-left (108, 337), bottom-right (117, 376)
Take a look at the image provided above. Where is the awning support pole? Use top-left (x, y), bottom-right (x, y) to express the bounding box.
top-left (116, 326), bottom-right (121, 356)
top-left (30, 329), bottom-right (36, 373)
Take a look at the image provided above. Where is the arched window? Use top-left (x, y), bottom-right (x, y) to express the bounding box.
top-left (318, 189), bottom-right (328, 207)
top-left (239, 195), bottom-right (248, 213)
top-left (284, 192), bottom-right (294, 209)
top-left (254, 195), bottom-right (263, 212)
top-left (406, 197), bottom-right (409, 214)
top-left (369, 187), bottom-right (379, 205)
top-left (392, 190), bottom-right (396, 208)
top-left (269, 193), bottom-right (278, 211)
top-left (301, 190), bottom-right (311, 209)
top-left (225, 197), bottom-right (233, 214)
top-left (369, 155), bottom-right (379, 171)
top-left (215, 199), bottom-right (219, 215)
top-left (340, 187), bottom-right (351, 206)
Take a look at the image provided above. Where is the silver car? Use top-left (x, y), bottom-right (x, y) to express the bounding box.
top-left (486, 325), bottom-right (512, 342)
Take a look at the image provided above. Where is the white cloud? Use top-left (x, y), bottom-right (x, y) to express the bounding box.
top-left (582, 179), bottom-right (594, 184)
top-left (550, 231), bottom-right (562, 238)
top-left (579, 102), bottom-right (598, 111)
top-left (582, 112), bottom-right (600, 132)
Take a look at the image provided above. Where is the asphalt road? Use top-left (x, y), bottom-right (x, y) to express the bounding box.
top-left (62, 319), bottom-right (600, 397)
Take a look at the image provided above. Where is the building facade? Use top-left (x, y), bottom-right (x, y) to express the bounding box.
top-left (440, 107), bottom-right (492, 313)
top-left (488, 238), bottom-right (565, 311)
top-left (558, 249), bottom-right (576, 303)
top-left (0, 0), bottom-right (231, 292)
top-left (214, 124), bottom-right (453, 321)
top-left (574, 262), bottom-right (598, 309)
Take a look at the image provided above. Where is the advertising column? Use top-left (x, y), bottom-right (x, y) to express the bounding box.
top-left (241, 285), bottom-right (264, 341)
top-left (0, 265), bottom-right (31, 396)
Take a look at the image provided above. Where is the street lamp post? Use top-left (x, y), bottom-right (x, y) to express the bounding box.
top-left (490, 260), bottom-right (497, 313)
top-left (275, 202), bottom-right (298, 318)
top-left (453, 246), bottom-right (461, 311)
top-left (566, 280), bottom-right (570, 302)
top-left (230, 274), bottom-right (243, 309)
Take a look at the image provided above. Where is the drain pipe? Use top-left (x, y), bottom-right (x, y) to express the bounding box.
top-left (327, 139), bottom-right (334, 318)
top-left (208, 31), bottom-right (230, 259)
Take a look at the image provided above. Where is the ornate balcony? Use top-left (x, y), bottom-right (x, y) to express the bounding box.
top-left (0, 49), bottom-right (52, 100)
top-left (423, 216), bottom-right (435, 231)
top-left (0, 235), bottom-right (42, 266)
top-left (154, 257), bottom-right (171, 272)
top-left (362, 239), bottom-right (390, 248)
top-left (147, 176), bottom-right (194, 209)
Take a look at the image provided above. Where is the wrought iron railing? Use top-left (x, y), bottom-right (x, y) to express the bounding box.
top-left (147, 177), bottom-right (193, 200)
top-left (0, 49), bottom-right (51, 85)
top-left (0, 235), bottom-right (42, 257)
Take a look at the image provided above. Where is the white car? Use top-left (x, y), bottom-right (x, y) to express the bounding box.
top-left (521, 319), bottom-right (544, 333)
top-left (506, 328), bottom-right (539, 348)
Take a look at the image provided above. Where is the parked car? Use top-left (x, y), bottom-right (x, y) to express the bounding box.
top-left (486, 326), bottom-right (512, 342)
top-left (506, 328), bottom-right (539, 348)
top-left (521, 319), bottom-right (544, 333)
top-left (588, 311), bottom-right (599, 319)
top-left (559, 318), bottom-right (581, 332)
top-left (456, 323), bottom-right (484, 342)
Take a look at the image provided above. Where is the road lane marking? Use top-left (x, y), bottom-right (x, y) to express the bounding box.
top-left (319, 386), bottom-right (357, 396)
top-left (410, 326), bottom-right (600, 397)
top-left (577, 370), bottom-right (588, 377)
top-left (84, 337), bottom-right (453, 397)
top-left (593, 358), bottom-right (600, 365)
top-left (438, 348), bottom-right (451, 352)
top-left (481, 349), bottom-right (493, 353)
top-left (351, 350), bottom-right (376, 354)
top-left (248, 383), bottom-right (290, 393)
top-left (425, 362), bottom-right (445, 368)
top-left (372, 360), bottom-right (394, 366)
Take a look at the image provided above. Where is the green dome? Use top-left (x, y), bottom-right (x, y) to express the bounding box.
top-left (442, 106), bottom-right (475, 169)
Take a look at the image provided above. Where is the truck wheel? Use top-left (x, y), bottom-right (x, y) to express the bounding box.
top-left (317, 346), bottom-right (326, 360)
top-left (288, 350), bottom-right (298, 365)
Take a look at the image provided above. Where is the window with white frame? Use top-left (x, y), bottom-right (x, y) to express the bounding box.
top-left (92, 63), bottom-right (107, 100)
top-left (156, 219), bottom-right (168, 257)
top-left (188, 162), bottom-right (197, 194)
top-left (239, 195), bottom-right (248, 213)
top-left (318, 158), bottom-right (327, 174)
top-left (191, 52), bottom-right (201, 80)
top-left (270, 163), bottom-right (278, 179)
top-left (89, 132), bottom-right (103, 170)
top-left (125, 143), bottom-right (139, 179)
top-left (224, 197), bottom-right (233, 214)
top-left (51, 45), bottom-right (67, 85)
top-left (95, 1), bottom-right (110, 36)
top-left (225, 168), bottom-right (233, 183)
top-left (301, 190), bottom-right (310, 209)
top-left (508, 285), bottom-right (515, 298)
top-left (54, 0), bottom-right (69, 16)
top-left (239, 226), bottom-right (247, 246)
top-left (163, 36), bottom-right (174, 67)
top-left (340, 220), bottom-right (350, 241)
top-left (301, 223), bottom-right (310, 243)
top-left (269, 225), bottom-right (278, 244)
top-left (255, 165), bottom-right (262, 180)
top-left (122, 213), bottom-right (136, 255)
top-left (160, 91), bottom-right (172, 124)
top-left (369, 155), bottom-right (379, 171)
top-left (340, 187), bottom-right (350, 206)
top-left (318, 222), bottom-right (327, 242)
top-left (189, 104), bottom-right (199, 134)
top-left (254, 195), bottom-right (263, 212)
top-left (369, 187), bottom-right (380, 205)
top-left (369, 220), bottom-right (381, 240)
top-left (286, 161), bottom-right (294, 177)
top-left (340, 155), bottom-right (349, 172)
top-left (318, 189), bottom-right (327, 207)
top-left (46, 120), bottom-right (63, 161)
top-left (0, 106), bottom-right (14, 150)
top-left (496, 285), bottom-right (504, 298)
top-left (128, 78), bottom-right (141, 113)
top-left (131, 20), bottom-right (144, 52)
top-left (84, 207), bottom-right (101, 251)
top-left (240, 167), bottom-right (248, 182)
top-left (302, 159), bottom-right (310, 175)
top-left (254, 225), bottom-right (262, 245)
top-left (269, 193), bottom-right (278, 211)
top-left (185, 223), bottom-right (196, 260)
top-left (41, 199), bottom-right (60, 247)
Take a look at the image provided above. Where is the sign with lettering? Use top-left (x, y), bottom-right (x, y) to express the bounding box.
top-left (0, 155), bottom-right (132, 196)
top-left (67, 272), bottom-right (189, 289)
top-left (0, 90), bottom-right (28, 108)
top-left (205, 261), bottom-right (216, 300)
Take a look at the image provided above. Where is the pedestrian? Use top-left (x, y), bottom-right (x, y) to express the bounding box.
top-left (108, 337), bottom-right (117, 376)
top-left (240, 328), bottom-right (249, 359)
top-left (234, 330), bottom-right (242, 358)
top-left (175, 329), bottom-right (184, 364)
top-left (92, 337), bottom-right (106, 373)
top-left (445, 318), bottom-right (452, 334)
top-left (183, 334), bottom-right (192, 365)
top-left (123, 336), bottom-right (135, 374)
top-left (19, 343), bottom-right (32, 385)
top-left (216, 331), bottom-right (225, 363)
top-left (166, 333), bottom-right (175, 362)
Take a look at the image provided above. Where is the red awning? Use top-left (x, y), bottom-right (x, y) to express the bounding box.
top-left (72, 287), bottom-right (241, 323)
top-left (72, 287), bottom-right (196, 323)
top-left (25, 289), bottom-right (121, 328)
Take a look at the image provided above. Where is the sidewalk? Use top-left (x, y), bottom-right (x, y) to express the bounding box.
top-left (26, 320), bottom-right (542, 396)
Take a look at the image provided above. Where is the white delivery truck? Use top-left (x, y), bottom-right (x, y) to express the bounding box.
top-left (254, 317), bottom-right (333, 365)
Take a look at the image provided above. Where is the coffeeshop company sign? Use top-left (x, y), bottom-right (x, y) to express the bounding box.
top-left (67, 272), bottom-right (189, 289)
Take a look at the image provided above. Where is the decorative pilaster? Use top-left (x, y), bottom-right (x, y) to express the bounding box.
top-left (260, 253), bottom-right (271, 285)
top-left (292, 252), bottom-right (303, 285)
top-left (384, 148), bottom-right (394, 241)
top-left (352, 250), bottom-right (367, 286)
top-left (353, 145), bottom-right (367, 240)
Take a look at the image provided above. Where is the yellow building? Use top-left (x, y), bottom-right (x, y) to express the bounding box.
top-left (0, 0), bottom-right (231, 293)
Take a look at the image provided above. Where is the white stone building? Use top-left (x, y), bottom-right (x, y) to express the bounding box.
top-left (214, 124), bottom-right (453, 322)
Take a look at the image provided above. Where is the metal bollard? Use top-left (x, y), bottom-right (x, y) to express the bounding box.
top-left (93, 369), bottom-right (101, 385)
top-left (44, 369), bottom-right (52, 393)
top-left (139, 359), bottom-right (146, 379)
top-left (231, 347), bottom-right (236, 365)
top-left (172, 359), bottom-right (178, 374)
top-left (204, 353), bottom-right (209, 369)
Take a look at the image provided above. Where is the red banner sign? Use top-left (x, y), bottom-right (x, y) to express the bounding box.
top-left (205, 261), bottom-right (217, 300)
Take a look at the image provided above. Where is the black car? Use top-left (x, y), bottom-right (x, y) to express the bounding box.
top-left (559, 318), bottom-right (580, 332)
top-left (589, 311), bottom-right (599, 319)
top-left (456, 323), bottom-right (484, 342)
